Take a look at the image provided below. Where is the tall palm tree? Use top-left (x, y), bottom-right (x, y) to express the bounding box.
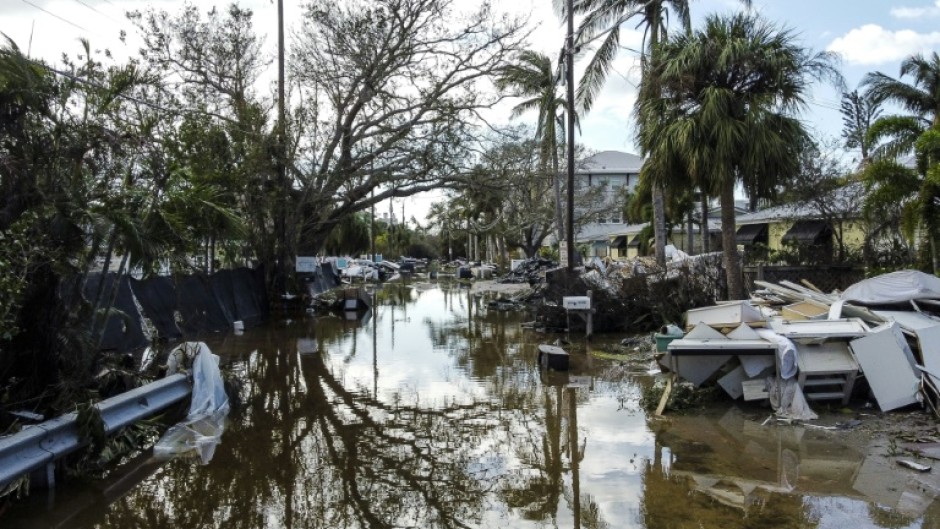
top-left (864, 52), bottom-right (940, 130)
top-left (640, 13), bottom-right (840, 299)
top-left (861, 53), bottom-right (940, 271)
top-left (496, 51), bottom-right (567, 243)
top-left (573, 0), bottom-right (751, 266)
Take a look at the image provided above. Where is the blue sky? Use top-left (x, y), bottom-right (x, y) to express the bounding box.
top-left (4, 0), bottom-right (940, 218)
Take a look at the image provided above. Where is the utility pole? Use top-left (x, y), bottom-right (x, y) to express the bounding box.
top-left (565, 0), bottom-right (576, 271)
top-left (371, 190), bottom-right (376, 263)
top-left (276, 0), bottom-right (288, 292)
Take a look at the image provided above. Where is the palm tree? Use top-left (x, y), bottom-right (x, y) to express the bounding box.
top-left (864, 52), bottom-right (940, 130)
top-left (640, 13), bottom-right (840, 299)
top-left (861, 53), bottom-right (940, 271)
top-left (496, 51), bottom-right (567, 243)
top-left (573, 0), bottom-right (751, 266)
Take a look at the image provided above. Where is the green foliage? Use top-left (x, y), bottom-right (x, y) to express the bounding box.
top-left (0, 213), bottom-right (43, 342)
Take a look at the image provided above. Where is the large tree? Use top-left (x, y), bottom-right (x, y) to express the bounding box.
top-left (573, 0), bottom-right (751, 266)
top-left (289, 0), bottom-right (526, 264)
top-left (638, 13), bottom-right (840, 299)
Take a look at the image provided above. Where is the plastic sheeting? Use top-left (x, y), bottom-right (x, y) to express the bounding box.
top-left (155, 342), bottom-right (230, 464)
top-left (130, 267), bottom-right (267, 341)
top-left (304, 261), bottom-right (341, 297)
top-left (767, 377), bottom-right (818, 421)
top-left (756, 329), bottom-right (798, 380)
top-left (841, 270), bottom-right (940, 305)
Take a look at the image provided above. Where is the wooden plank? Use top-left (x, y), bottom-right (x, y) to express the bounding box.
top-left (655, 375), bottom-right (673, 416)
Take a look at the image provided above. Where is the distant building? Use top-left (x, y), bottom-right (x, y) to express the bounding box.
top-left (571, 150), bottom-right (644, 257)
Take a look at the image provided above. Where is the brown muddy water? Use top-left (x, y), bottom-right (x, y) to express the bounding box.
top-left (5, 281), bottom-right (940, 528)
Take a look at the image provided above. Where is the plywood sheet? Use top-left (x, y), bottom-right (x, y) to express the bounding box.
top-left (728, 323), bottom-right (762, 341)
top-left (674, 355), bottom-right (732, 387)
top-left (916, 325), bottom-right (940, 390)
top-left (850, 325), bottom-right (920, 411)
top-left (718, 365), bottom-right (747, 399)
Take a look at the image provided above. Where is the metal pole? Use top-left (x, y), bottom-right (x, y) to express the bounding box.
top-left (565, 0), bottom-right (576, 271)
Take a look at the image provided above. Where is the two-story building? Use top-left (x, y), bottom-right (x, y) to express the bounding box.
top-left (571, 150), bottom-right (643, 257)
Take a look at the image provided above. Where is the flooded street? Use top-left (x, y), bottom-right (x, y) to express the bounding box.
top-left (6, 282), bottom-right (940, 528)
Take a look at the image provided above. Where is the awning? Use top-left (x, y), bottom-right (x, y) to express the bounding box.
top-left (627, 234), bottom-right (642, 247)
top-left (781, 220), bottom-right (831, 245)
top-left (735, 223), bottom-right (768, 245)
top-left (611, 236), bottom-right (627, 248)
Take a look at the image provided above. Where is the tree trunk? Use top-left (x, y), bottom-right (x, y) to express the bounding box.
top-left (700, 193), bottom-right (710, 253)
top-left (653, 185), bottom-right (666, 265)
top-left (686, 210), bottom-right (694, 254)
top-left (720, 182), bottom-right (744, 300)
top-left (552, 148), bottom-right (564, 243)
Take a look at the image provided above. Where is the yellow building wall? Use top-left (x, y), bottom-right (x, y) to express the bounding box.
top-left (838, 221), bottom-right (867, 251)
top-left (768, 221), bottom-right (792, 251)
top-left (765, 219), bottom-right (866, 252)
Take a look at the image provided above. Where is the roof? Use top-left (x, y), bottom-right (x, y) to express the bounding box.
top-left (578, 150), bottom-right (644, 175)
top-left (736, 181), bottom-right (865, 224)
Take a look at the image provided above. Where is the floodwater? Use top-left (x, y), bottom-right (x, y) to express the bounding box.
top-left (5, 282), bottom-right (940, 528)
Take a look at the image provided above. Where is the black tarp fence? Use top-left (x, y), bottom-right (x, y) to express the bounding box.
top-left (84, 273), bottom-right (150, 352)
top-left (304, 261), bottom-right (341, 297)
top-left (89, 266), bottom-right (268, 353)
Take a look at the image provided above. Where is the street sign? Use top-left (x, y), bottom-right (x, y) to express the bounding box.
top-left (559, 241), bottom-right (568, 268)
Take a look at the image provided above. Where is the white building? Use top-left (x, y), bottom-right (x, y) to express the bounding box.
top-left (573, 150), bottom-right (644, 257)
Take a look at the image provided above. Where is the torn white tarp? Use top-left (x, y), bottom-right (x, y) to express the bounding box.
top-left (767, 377), bottom-right (818, 421)
top-left (155, 342), bottom-right (230, 464)
top-left (756, 329), bottom-right (798, 380)
top-left (842, 270), bottom-right (940, 305)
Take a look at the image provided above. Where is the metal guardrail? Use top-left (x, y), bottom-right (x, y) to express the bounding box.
top-left (0, 374), bottom-right (191, 491)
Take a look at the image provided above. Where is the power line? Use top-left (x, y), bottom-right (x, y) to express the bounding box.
top-left (21, 0), bottom-right (87, 33)
top-left (73, 0), bottom-right (122, 25)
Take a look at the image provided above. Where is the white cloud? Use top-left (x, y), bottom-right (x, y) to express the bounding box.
top-left (827, 24), bottom-right (940, 65)
top-left (891, 1), bottom-right (940, 19)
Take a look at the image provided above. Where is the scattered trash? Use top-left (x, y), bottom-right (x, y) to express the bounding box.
top-left (897, 459), bottom-right (932, 472)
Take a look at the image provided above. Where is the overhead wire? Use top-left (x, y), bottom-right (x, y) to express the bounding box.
top-left (20, 0), bottom-right (87, 33)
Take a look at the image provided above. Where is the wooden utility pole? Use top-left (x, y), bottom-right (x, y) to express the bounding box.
top-left (276, 0), bottom-right (288, 291)
top-left (565, 0), bottom-right (576, 271)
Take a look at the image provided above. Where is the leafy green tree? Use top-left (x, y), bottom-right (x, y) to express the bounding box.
top-left (638, 13), bottom-right (840, 298)
top-left (860, 52), bottom-right (940, 271)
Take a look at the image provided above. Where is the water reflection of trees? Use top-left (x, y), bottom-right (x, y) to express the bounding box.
top-left (82, 284), bottom-right (610, 529)
top-left (94, 327), bottom-right (502, 528)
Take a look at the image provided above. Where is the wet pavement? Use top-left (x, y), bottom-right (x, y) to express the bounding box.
top-left (4, 281), bottom-right (940, 528)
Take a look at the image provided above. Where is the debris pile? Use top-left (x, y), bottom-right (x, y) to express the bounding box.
top-left (497, 258), bottom-right (558, 285)
top-left (661, 270), bottom-right (940, 419)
